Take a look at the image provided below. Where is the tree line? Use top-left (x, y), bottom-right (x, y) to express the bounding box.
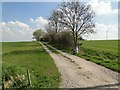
top-left (33, 0), bottom-right (95, 53)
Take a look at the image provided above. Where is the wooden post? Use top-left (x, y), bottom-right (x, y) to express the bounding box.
top-left (27, 69), bottom-right (31, 87)
top-left (3, 76), bottom-right (5, 90)
top-left (2, 70), bottom-right (6, 90)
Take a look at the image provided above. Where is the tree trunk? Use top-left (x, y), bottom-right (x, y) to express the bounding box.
top-left (73, 41), bottom-right (79, 54)
top-left (73, 33), bottom-right (78, 54)
top-left (55, 22), bottom-right (58, 33)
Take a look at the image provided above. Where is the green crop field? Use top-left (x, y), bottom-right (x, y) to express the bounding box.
top-left (80, 40), bottom-right (118, 55)
top-left (2, 41), bottom-right (60, 88)
top-left (77, 40), bottom-right (119, 72)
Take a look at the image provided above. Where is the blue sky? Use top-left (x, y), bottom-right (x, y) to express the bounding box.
top-left (2, 2), bottom-right (60, 23)
top-left (2, 2), bottom-right (117, 22)
top-left (1, 0), bottom-right (119, 41)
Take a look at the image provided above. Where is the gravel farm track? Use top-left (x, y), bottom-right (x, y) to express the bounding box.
top-left (40, 42), bottom-right (120, 89)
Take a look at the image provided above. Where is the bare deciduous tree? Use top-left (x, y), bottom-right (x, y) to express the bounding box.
top-left (48, 10), bottom-right (64, 33)
top-left (57, 1), bottom-right (95, 53)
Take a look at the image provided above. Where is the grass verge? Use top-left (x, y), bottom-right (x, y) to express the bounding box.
top-left (2, 41), bottom-right (61, 88)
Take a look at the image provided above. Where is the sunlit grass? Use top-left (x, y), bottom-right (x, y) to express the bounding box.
top-left (2, 41), bottom-right (60, 88)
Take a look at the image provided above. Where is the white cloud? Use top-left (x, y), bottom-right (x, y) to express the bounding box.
top-left (88, 0), bottom-right (118, 16)
top-left (85, 0), bottom-right (118, 40)
top-left (1, 16), bottom-right (49, 42)
top-left (85, 23), bottom-right (118, 40)
top-left (1, 21), bottom-right (34, 42)
top-left (30, 16), bottom-right (48, 30)
top-left (2, 21), bottom-right (31, 31)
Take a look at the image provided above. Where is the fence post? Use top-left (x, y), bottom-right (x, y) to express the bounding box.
top-left (27, 69), bottom-right (31, 87)
top-left (2, 70), bottom-right (6, 90)
top-left (3, 75), bottom-right (5, 90)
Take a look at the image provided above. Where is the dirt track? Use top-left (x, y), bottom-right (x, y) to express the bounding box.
top-left (40, 42), bottom-right (119, 89)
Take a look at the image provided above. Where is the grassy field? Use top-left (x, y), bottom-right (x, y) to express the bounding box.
top-left (77, 40), bottom-right (119, 72)
top-left (80, 40), bottom-right (118, 55)
top-left (2, 41), bottom-right (60, 88)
